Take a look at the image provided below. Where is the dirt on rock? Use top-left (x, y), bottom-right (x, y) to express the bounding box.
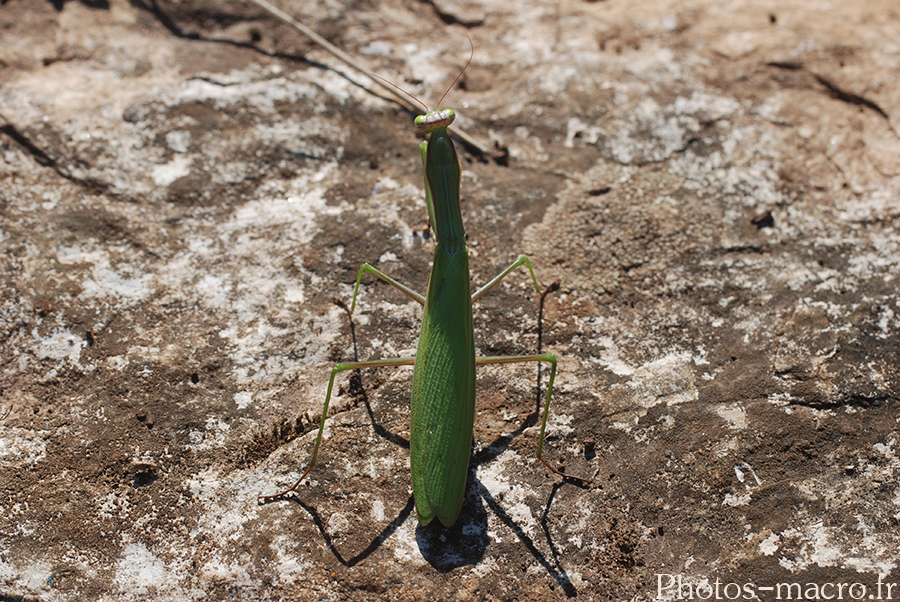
top-left (1, 0), bottom-right (899, 600)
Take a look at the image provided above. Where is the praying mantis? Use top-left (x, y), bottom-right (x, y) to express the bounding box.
top-left (254, 10), bottom-right (589, 528)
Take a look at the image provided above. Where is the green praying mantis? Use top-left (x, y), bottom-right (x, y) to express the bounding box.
top-left (256, 34), bottom-right (589, 529)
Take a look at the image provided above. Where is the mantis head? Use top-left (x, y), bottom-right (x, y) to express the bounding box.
top-left (415, 108), bottom-right (456, 133)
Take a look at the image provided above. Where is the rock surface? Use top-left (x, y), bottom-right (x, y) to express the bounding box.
top-left (1, 0), bottom-right (899, 600)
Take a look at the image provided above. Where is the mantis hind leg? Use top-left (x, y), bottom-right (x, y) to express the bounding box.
top-left (258, 356), bottom-right (416, 504)
top-left (476, 354), bottom-right (590, 483)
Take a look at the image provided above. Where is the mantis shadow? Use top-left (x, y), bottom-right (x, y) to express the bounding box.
top-left (286, 495), bottom-right (416, 567)
top-left (413, 481), bottom-right (489, 571)
top-left (472, 281), bottom-right (559, 468)
top-left (339, 299), bottom-right (410, 452)
top-left (340, 286), bottom-right (586, 596)
top-left (283, 466), bottom-right (577, 598)
top-left (414, 474), bottom-right (579, 598)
